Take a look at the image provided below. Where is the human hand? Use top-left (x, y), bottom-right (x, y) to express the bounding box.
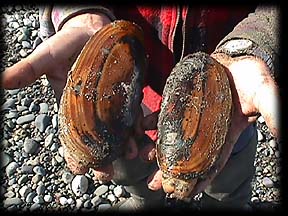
top-left (2, 13), bottom-right (139, 181)
top-left (146, 53), bottom-right (280, 197)
top-left (2, 12), bottom-right (111, 103)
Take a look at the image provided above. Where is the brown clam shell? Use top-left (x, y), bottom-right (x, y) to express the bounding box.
top-left (58, 20), bottom-right (146, 171)
top-left (157, 52), bottom-right (232, 200)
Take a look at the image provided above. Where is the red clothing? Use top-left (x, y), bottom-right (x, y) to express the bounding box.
top-left (112, 5), bottom-right (255, 140)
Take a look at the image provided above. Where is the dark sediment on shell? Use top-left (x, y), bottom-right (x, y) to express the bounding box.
top-left (157, 51), bottom-right (232, 180)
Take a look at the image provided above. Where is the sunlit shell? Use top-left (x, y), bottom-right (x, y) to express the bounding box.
top-left (58, 20), bottom-right (146, 171)
top-left (157, 52), bottom-right (232, 200)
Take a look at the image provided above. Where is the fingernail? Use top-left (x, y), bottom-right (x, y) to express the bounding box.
top-left (148, 180), bottom-right (156, 190)
top-left (148, 148), bottom-right (156, 161)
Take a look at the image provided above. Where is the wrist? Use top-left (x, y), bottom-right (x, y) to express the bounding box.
top-left (61, 12), bottom-right (112, 36)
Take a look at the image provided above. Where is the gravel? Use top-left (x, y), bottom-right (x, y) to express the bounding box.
top-left (0, 4), bottom-right (282, 212)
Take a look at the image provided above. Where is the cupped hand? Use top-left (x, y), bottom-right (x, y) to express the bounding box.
top-left (146, 53), bottom-right (280, 197)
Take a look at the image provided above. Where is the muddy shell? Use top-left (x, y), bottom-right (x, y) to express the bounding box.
top-left (58, 20), bottom-right (146, 170)
top-left (157, 52), bottom-right (232, 200)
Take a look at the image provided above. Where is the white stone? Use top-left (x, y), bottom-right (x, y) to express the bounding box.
top-left (257, 130), bottom-right (264, 142)
top-left (19, 185), bottom-right (31, 198)
top-left (59, 196), bottom-right (68, 206)
top-left (107, 193), bottom-right (116, 203)
top-left (67, 197), bottom-right (74, 205)
top-left (71, 175), bottom-right (88, 196)
top-left (58, 146), bottom-right (64, 157)
top-left (44, 194), bottom-right (53, 203)
top-left (257, 116), bottom-right (265, 123)
top-left (262, 177), bottom-right (274, 188)
top-left (113, 185), bottom-right (125, 198)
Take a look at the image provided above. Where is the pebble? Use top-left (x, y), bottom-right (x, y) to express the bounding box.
top-left (67, 198), bottom-right (75, 205)
top-left (257, 116), bottom-right (265, 123)
top-left (2, 98), bottom-right (17, 110)
top-left (55, 154), bottom-right (64, 163)
top-left (21, 96), bottom-right (32, 106)
top-left (0, 152), bottom-right (12, 168)
top-left (36, 184), bottom-right (45, 195)
top-left (33, 165), bottom-right (46, 176)
top-left (62, 171), bottom-right (74, 184)
top-left (35, 114), bottom-right (51, 132)
top-left (5, 190), bottom-right (15, 198)
top-left (113, 185), bottom-right (125, 198)
top-left (21, 165), bottom-right (34, 174)
top-left (29, 102), bottom-right (39, 113)
top-left (44, 194), bottom-right (53, 203)
top-left (91, 196), bottom-right (102, 207)
top-left (5, 110), bottom-right (18, 119)
top-left (59, 196), bottom-right (68, 206)
top-left (97, 203), bottom-right (112, 211)
top-left (33, 195), bottom-right (44, 204)
top-left (23, 138), bottom-right (39, 154)
top-left (33, 37), bottom-right (42, 49)
top-left (17, 105), bottom-right (28, 112)
top-left (39, 102), bottom-right (49, 113)
top-left (251, 196), bottom-right (259, 203)
top-left (58, 146), bottom-right (64, 157)
top-left (17, 174), bottom-right (29, 184)
top-left (75, 199), bottom-right (83, 209)
top-left (6, 161), bottom-right (19, 177)
top-left (16, 113), bottom-right (35, 125)
top-left (30, 203), bottom-right (41, 211)
top-left (19, 49), bottom-right (28, 57)
top-left (44, 133), bottom-right (54, 147)
top-left (83, 199), bottom-right (92, 208)
top-left (19, 185), bottom-right (32, 198)
top-left (3, 197), bottom-right (23, 208)
top-left (31, 174), bottom-right (42, 184)
top-left (50, 142), bottom-right (59, 152)
top-left (269, 139), bottom-right (277, 148)
top-left (8, 89), bottom-right (20, 95)
top-left (257, 130), bottom-right (264, 142)
top-left (262, 177), bottom-right (274, 188)
top-left (52, 114), bottom-right (58, 129)
top-left (9, 21), bottom-right (20, 29)
top-left (71, 175), bottom-right (89, 196)
top-left (107, 193), bottom-right (117, 203)
top-left (94, 185), bottom-right (109, 196)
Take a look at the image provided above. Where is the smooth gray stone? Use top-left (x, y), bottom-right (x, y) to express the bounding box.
top-left (39, 102), bottom-right (49, 114)
top-left (23, 138), bottom-right (39, 154)
top-left (94, 185), bottom-right (109, 197)
top-left (5, 161), bottom-right (19, 177)
top-left (3, 197), bottom-right (23, 207)
top-left (35, 114), bottom-right (51, 132)
top-left (2, 98), bottom-right (17, 110)
top-left (1, 152), bottom-right (12, 168)
top-left (16, 113), bottom-right (35, 125)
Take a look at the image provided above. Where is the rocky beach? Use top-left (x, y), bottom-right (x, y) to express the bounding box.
top-left (0, 5), bottom-right (282, 212)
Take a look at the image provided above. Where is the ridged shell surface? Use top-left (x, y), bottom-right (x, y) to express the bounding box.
top-left (157, 52), bottom-right (232, 199)
top-left (58, 20), bottom-right (146, 169)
